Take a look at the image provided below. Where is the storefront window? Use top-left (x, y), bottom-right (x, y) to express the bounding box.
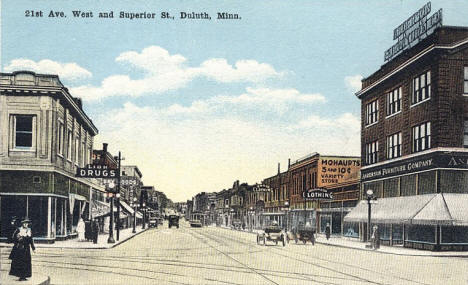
top-left (51, 198), bottom-right (56, 238)
top-left (320, 215), bottom-right (331, 233)
top-left (418, 171), bottom-right (436, 195)
top-left (380, 224), bottom-right (391, 240)
top-left (406, 225), bottom-right (436, 243)
top-left (401, 174), bottom-right (416, 196)
top-left (343, 222), bottom-right (359, 238)
top-left (0, 196), bottom-right (27, 239)
top-left (441, 226), bottom-right (468, 244)
top-left (384, 178), bottom-right (399, 197)
top-left (440, 170), bottom-right (468, 193)
top-left (392, 225), bottom-right (403, 242)
top-left (28, 196), bottom-right (48, 238)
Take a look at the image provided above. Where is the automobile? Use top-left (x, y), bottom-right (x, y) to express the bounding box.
top-left (168, 215), bottom-right (180, 228)
top-left (286, 223), bottom-right (316, 245)
top-left (231, 219), bottom-right (243, 230)
top-left (156, 216), bottom-right (164, 225)
top-left (148, 211), bottom-right (159, 228)
top-left (189, 219), bottom-right (202, 227)
top-left (257, 223), bottom-right (286, 246)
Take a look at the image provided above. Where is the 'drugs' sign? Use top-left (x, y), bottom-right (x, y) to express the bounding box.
top-left (318, 157), bottom-right (361, 187)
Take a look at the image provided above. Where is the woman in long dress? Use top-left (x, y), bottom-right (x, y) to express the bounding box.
top-left (9, 219), bottom-right (35, 281)
top-left (77, 218), bottom-right (86, 241)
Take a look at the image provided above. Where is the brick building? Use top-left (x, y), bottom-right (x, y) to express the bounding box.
top-left (346, 26), bottom-right (468, 250)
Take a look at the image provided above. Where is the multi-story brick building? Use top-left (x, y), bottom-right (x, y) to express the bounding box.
top-left (347, 25), bottom-right (468, 250)
top-left (0, 71), bottom-right (104, 242)
top-left (263, 163), bottom-right (289, 228)
top-left (289, 153), bottom-right (360, 233)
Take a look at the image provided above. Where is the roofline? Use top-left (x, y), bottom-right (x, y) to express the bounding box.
top-left (356, 36), bottom-right (468, 99)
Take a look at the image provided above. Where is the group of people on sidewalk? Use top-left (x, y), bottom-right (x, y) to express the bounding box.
top-left (76, 217), bottom-right (100, 243)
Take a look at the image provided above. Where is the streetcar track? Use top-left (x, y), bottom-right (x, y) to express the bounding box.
top-left (207, 227), bottom-right (434, 285)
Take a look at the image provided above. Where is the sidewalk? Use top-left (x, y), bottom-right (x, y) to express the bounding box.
top-left (314, 234), bottom-right (468, 257)
top-left (217, 226), bottom-right (468, 257)
top-left (0, 271), bottom-right (50, 285)
top-left (0, 227), bottom-right (149, 250)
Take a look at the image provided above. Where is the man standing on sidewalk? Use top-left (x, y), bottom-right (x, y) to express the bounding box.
top-left (92, 219), bottom-right (100, 244)
top-left (325, 223), bottom-right (331, 240)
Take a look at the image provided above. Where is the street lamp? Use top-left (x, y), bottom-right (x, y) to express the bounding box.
top-left (107, 181), bottom-right (115, 244)
top-left (116, 192), bottom-right (121, 241)
top-left (132, 197), bottom-right (137, 233)
top-left (284, 201), bottom-right (290, 231)
top-left (366, 189), bottom-right (376, 244)
top-left (142, 202), bottom-right (146, 229)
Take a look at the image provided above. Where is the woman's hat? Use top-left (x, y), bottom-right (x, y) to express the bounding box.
top-left (21, 218), bottom-right (31, 223)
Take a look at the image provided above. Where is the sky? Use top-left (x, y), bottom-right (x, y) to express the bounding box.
top-left (2, 0), bottom-right (468, 202)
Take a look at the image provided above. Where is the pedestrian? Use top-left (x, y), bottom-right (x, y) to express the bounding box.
top-left (92, 218), bottom-right (100, 244)
top-left (9, 218), bottom-right (35, 281)
top-left (77, 217), bottom-right (85, 242)
top-left (325, 223), bottom-right (331, 240)
top-left (372, 225), bottom-right (380, 249)
top-left (7, 217), bottom-right (19, 243)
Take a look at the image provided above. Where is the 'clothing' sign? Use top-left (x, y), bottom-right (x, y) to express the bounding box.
top-left (303, 189), bottom-right (334, 200)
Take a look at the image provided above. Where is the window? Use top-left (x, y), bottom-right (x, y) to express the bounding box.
top-left (365, 141), bottom-right (379, 164)
top-left (14, 115), bottom-right (34, 148)
top-left (464, 119), bottom-right (468, 148)
top-left (412, 122), bottom-right (431, 152)
top-left (387, 132), bottom-right (402, 159)
top-left (386, 87), bottom-right (402, 116)
top-left (75, 137), bottom-right (79, 164)
top-left (58, 122), bottom-right (64, 155)
top-left (67, 130), bottom-right (72, 160)
top-left (412, 70), bottom-right (431, 104)
top-left (464, 67), bottom-right (468, 94)
top-left (366, 100), bottom-right (378, 125)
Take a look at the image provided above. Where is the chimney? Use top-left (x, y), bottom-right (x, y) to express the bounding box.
top-left (73, 98), bottom-right (83, 109)
top-left (103, 143), bottom-right (108, 153)
top-left (277, 163), bottom-right (280, 174)
top-left (288, 158), bottom-right (291, 169)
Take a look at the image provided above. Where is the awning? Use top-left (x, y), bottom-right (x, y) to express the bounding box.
top-left (344, 194), bottom-right (435, 224)
top-left (344, 193), bottom-right (468, 226)
top-left (438, 194), bottom-right (468, 226)
top-left (91, 200), bottom-right (110, 218)
top-left (119, 200), bottom-right (143, 219)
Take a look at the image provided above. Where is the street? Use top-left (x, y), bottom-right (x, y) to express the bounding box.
top-left (1, 220), bottom-right (467, 285)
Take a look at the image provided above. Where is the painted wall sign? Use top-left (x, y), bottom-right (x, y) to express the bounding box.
top-left (318, 157), bottom-right (361, 187)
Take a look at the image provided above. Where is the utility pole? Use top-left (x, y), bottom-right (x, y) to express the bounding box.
top-left (116, 151), bottom-right (121, 241)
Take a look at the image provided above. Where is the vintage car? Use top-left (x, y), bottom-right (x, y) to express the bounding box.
top-left (257, 224), bottom-right (286, 246)
top-left (168, 215), bottom-right (180, 228)
top-left (189, 219), bottom-right (202, 227)
top-left (231, 219), bottom-right (242, 230)
top-left (286, 224), bottom-right (316, 245)
top-left (148, 211), bottom-right (159, 228)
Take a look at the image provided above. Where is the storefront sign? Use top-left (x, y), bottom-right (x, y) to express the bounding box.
top-left (318, 157), bottom-right (361, 187)
top-left (361, 151), bottom-right (468, 181)
top-left (75, 164), bottom-right (118, 178)
top-left (121, 176), bottom-right (138, 186)
top-left (253, 184), bottom-right (270, 192)
top-left (384, 2), bottom-right (443, 62)
top-left (303, 189), bottom-right (334, 200)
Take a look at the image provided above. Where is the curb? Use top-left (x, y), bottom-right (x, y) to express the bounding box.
top-left (216, 226), bottom-right (468, 258)
top-left (0, 228), bottom-right (150, 250)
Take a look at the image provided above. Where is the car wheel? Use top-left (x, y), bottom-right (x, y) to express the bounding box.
top-left (282, 235), bottom-right (286, 247)
top-left (303, 239), bottom-right (307, 244)
top-left (256, 235), bottom-right (260, 245)
top-left (275, 240), bottom-right (278, 245)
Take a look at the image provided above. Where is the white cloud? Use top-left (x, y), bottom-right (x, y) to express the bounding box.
top-left (162, 87), bottom-right (326, 116)
top-left (96, 103), bottom-right (360, 202)
top-left (4, 59), bottom-right (92, 81)
top-left (344, 74), bottom-right (363, 93)
top-left (71, 46), bottom-right (284, 101)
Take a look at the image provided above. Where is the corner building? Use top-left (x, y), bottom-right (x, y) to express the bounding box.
top-left (347, 26), bottom-right (468, 250)
top-left (0, 71), bottom-right (104, 243)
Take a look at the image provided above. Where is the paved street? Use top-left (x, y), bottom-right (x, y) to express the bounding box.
top-left (1, 220), bottom-right (468, 285)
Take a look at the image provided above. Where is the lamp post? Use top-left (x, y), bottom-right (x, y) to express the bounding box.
top-left (116, 192), bottom-right (121, 241)
top-left (132, 197), bottom-right (137, 233)
top-left (249, 206), bottom-right (254, 232)
top-left (142, 202), bottom-right (146, 229)
top-left (366, 189), bottom-right (376, 243)
top-left (284, 200), bottom-right (290, 231)
top-left (107, 181), bottom-right (115, 244)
